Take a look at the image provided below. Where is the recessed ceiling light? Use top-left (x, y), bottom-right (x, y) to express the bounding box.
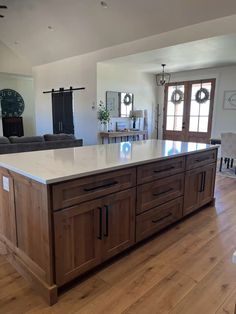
top-left (48, 26), bottom-right (54, 31)
top-left (100, 1), bottom-right (108, 8)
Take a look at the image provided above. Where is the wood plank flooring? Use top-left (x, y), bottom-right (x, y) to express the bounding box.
top-left (1, 175), bottom-right (236, 314)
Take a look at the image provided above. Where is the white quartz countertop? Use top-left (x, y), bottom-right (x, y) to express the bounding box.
top-left (0, 140), bottom-right (217, 184)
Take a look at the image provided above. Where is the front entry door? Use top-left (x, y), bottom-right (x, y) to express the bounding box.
top-left (163, 79), bottom-right (215, 143)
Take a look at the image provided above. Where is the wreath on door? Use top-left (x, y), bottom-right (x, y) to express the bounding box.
top-left (171, 89), bottom-right (184, 105)
top-left (195, 87), bottom-right (209, 104)
top-left (123, 93), bottom-right (132, 106)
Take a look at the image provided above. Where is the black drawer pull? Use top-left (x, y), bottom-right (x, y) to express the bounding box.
top-left (152, 213), bottom-right (172, 224)
top-left (84, 180), bottom-right (118, 192)
top-left (196, 157), bottom-right (210, 163)
top-left (153, 166), bottom-right (175, 173)
top-left (97, 207), bottom-right (103, 240)
top-left (152, 188), bottom-right (173, 197)
top-left (104, 205), bottom-right (110, 237)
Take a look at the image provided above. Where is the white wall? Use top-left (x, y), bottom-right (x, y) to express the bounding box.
top-left (157, 65), bottom-right (236, 139)
top-left (0, 73), bottom-right (35, 136)
top-left (33, 15), bottom-right (236, 145)
top-left (97, 63), bottom-right (157, 139)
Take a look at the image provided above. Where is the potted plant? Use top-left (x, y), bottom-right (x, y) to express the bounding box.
top-left (98, 103), bottom-right (110, 132)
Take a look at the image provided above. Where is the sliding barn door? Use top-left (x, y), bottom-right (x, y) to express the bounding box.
top-left (52, 91), bottom-right (74, 134)
top-left (163, 79), bottom-right (215, 143)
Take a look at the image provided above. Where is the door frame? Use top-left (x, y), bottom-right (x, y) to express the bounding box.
top-left (163, 78), bottom-right (216, 143)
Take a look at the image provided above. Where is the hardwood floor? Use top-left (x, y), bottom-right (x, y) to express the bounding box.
top-left (1, 175), bottom-right (236, 314)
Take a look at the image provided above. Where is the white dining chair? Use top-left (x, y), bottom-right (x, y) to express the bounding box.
top-left (220, 133), bottom-right (236, 173)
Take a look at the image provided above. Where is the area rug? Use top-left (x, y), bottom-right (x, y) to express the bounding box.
top-left (216, 159), bottom-right (236, 179)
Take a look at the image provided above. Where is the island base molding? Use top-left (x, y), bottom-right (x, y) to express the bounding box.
top-left (0, 147), bottom-right (218, 305)
top-left (0, 236), bottom-right (58, 305)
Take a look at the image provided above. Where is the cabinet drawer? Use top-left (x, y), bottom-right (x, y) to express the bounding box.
top-left (137, 157), bottom-right (185, 184)
top-left (137, 173), bottom-right (184, 214)
top-left (136, 197), bottom-right (183, 242)
top-left (186, 149), bottom-right (217, 170)
top-left (52, 168), bottom-right (136, 210)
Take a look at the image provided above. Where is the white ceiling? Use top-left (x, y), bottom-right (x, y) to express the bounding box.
top-left (1, 0), bottom-right (236, 65)
top-left (103, 34), bottom-right (236, 73)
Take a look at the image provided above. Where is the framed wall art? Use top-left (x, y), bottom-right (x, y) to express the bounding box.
top-left (223, 90), bottom-right (236, 110)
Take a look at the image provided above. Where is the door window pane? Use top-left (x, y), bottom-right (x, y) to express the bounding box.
top-left (175, 116), bottom-right (183, 131)
top-left (190, 101), bottom-right (200, 116)
top-left (167, 102), bottom-right (175, 115)
top-left (199, 117), bottom-right (208, 132)
top-left (175, 102), bottom-right (184, 116)
top-left (200, 101), bottom-right (210, 116)
top-left (166, 116), bottom-right (174, 130)
top-left (189, 117), bottom-right (198, 132)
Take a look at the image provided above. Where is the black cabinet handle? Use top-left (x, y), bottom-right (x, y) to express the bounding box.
top-left (104, 205), bottom-right (110, 237)
top-left (97, 207), bottom-right (103, 240)
top-left (202, 171), bottom-right (206, 192)
top-left (84, 181), bottom-right (118, 192)
top-left (196, 157), bottom-right (210, 163)
top-left (153, 166), bottom-right (175, 174)
top-left (199, 173), bottom-right (203, 192)
top-left (153, 188), bottom-right (173, 197)
top-left (152, 213), bottom-right (172, 224)
top-left (199, 171), bottom-right (206, 192)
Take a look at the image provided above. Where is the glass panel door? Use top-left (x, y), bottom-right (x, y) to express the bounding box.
top-left (163, 79), bottom-right (215, 143)
top-left (187, 80), bottom-right (215, 143)
top-left (163, 83), bottom-right (187, 141)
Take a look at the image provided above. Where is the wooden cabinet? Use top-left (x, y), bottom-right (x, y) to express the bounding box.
top-left (183, 163), bottom-right (216, 216)
top-left (186, 149), bottom-right (217, 170)
top-left (137, 173), bottom-right (184, 214)
top-left (102, 189), bottom-right (135, 260)
top-left (136, 197), bottom-right (183, 242)
top-left (52, 168), bottom-right (136, 210)
top-left (54, 199), bottom-right (102, 285)
top-left (137, 157), bottom-right (185, 184)
top-left (54, 188), bottom-right (135, 285)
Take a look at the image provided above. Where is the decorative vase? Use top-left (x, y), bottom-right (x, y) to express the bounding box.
top-left (100, 122), bottom-right (108, 132)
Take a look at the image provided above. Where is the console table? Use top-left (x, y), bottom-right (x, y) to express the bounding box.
top-left (100, 130), bottom-right (148, 144)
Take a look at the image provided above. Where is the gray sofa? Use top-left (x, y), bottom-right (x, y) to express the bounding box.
top-left (0, 134), bottom-right (83, 154)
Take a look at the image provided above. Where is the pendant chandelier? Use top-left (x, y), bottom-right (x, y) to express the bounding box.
top-left (156, 64), bottom-right (171, 86)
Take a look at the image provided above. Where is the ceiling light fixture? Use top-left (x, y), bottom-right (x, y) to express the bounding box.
top-left (156, 64), bottom-right (171, 86)
top-left (100, 1), bottom-right (108, 8)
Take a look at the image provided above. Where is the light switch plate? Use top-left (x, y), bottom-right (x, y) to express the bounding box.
top-left (3, 176), bottom-right (9, 192)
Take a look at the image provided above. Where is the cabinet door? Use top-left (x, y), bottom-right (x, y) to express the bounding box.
top-left (102, 188), bottom-right (135, 261)
top-left (54, 199), bottom-right (103, 286)
top-left (183, 167), bottom-right (202, 216)
top-left (198, 163), bottom-right (216, 207)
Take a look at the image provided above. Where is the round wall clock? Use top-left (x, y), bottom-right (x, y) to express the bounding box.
top-left (0, 89), bottom-right (25, 117)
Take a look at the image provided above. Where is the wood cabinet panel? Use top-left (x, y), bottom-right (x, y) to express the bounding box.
top-left (52, 168), bottom-right (136, 210)
top-left (0, 169), bottom-right (17, 245)
top-left (137, 173), bottom-right (184, 214)
top-left (198, 163), bottom-right (216, 208)
top-left (183, 167), bottom-right (202, 216)
top-left (136, 197), bottom-right (183, 242)
top-left (54, 199), bottom-right (103, 286)
top-left (137, 157), bottom-right (185, 184)
top-left (186, 149), bottom-right (217, 170)
top-left (183, 163), bottom-right (216, 216)
top-left (54, 188), bottom-right (135, 285)
top-left (102, 188), bottom-right (135, 261)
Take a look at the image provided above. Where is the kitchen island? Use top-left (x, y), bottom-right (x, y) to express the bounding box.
top-left (0, 140), bottom-right (218, 304)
